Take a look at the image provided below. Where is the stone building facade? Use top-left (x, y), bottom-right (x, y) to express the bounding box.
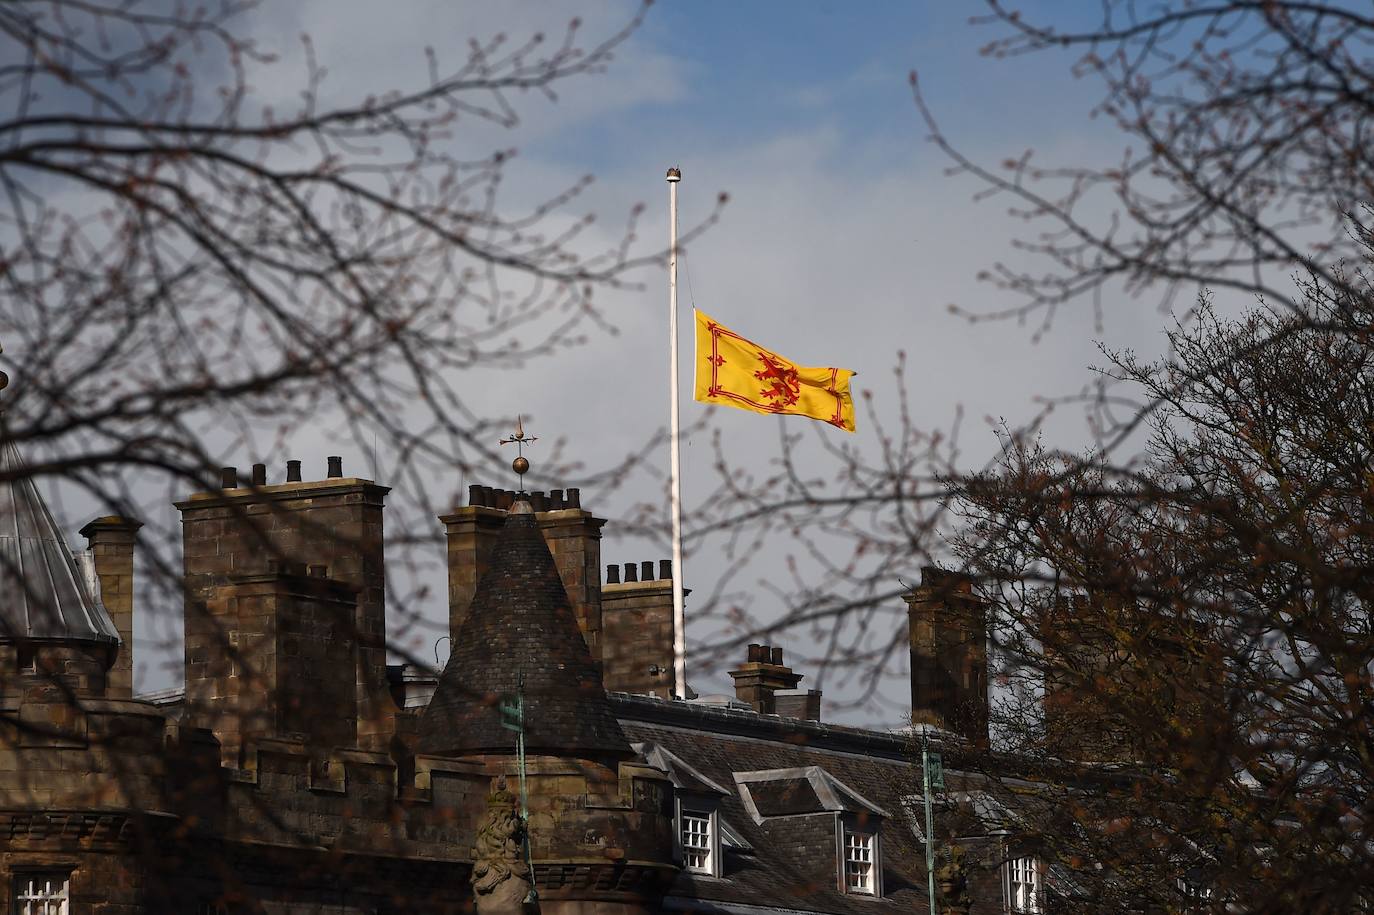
top-left (1, 446), bottom-right (1068, 914)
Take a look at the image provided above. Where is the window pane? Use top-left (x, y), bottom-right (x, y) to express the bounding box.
top-left (1007, 855), bottom-right (1040, 913)
top-left (844, 829), bottom-right (875, 894)
top-left (681, 809), bottom-right (713, 873)
top-left (14, 873), bottom-right (69, 915)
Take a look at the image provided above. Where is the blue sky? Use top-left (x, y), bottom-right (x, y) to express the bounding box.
top-left (42, 1), bottom-right (1235, 723)
top-left (543, 3), bottom-right (1106, 172)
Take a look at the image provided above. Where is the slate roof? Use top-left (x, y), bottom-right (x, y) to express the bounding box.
top-left (614, 694), bottom-right (934, 914)
top-left (417, 499), bottom-right (630, 759)
top-left (636, 742), bottom-right (731, 797)
top-left (747, 778), bottom-right (824, 817)
top-left (0, 434), bottom-right (119, 644)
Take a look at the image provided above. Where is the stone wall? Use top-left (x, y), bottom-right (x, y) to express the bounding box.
top-left (187, 570), bottom-right (360, 762)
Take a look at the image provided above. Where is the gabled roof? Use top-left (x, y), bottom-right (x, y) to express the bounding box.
top-left (620, 709), bottom-right (925, 914)
top-left (735, 766), bottom-right (890, 825)
top-left (417, 499), bottom-right (630, 759)
top-left (905, 790), bottom-right (1017, 842)
top-left (0, 435), bottom-right (119, 644)
top-left (635, 741), bottom-right (731, 796)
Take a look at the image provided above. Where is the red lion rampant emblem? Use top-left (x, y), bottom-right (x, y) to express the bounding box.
top-left (754, 352), bottom-right (801, 409)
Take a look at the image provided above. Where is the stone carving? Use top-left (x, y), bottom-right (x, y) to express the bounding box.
top-left (936, 842), bottom-right (970, 914)
top-left (471, 777), bottom-right (533, 914)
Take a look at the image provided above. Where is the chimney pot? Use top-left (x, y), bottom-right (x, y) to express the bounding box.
top-left (623, 562), bottom-right (638, 583)
top-left (468, 484), bottom-right (483, 507)
top-left (221, 467), bottom-right (238, 489)
top-left (251, 463), bottom-right (267, 486)
top-left (550, 488), bottom-right (564, 508)
top-left (660, 559), bottom-right (673, 580)
top-left (531, 491), bottom-right (548, 512)
top-left (567, 487), bottom-right (581, 509)
top-left (286, 459), bottom-right (302, 482)
top-left (732, 643), bottom-right (804, 713)
top-left (606, 564), bottom-right (620, 585)
top-left (480, 485), bottom-right (494, 507)
top-left (641, 560), bottom-right (654, 582)
top-left (326, 456), bottom-right (343, 478)
top-left (495, 490), bottom-right (513, 511)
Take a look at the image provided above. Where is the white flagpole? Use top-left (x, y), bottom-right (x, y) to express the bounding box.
top-left (667, 166), bottom-right (687, 700)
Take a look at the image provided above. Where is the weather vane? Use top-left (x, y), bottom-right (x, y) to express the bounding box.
top-left (499, 415), bottom-right (537, 493)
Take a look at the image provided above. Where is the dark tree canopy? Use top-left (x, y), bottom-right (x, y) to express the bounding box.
top-left (951, 245), bottom-right (1374, 910)
top-left (0, 0), bottom-right (672, 500)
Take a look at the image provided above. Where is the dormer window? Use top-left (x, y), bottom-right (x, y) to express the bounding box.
top-left (635, 741), bottom-right (733, 879)
top-left (1004, 854), bottom-right (1042, 913)
top-left (680, 805), bottom-right (717, 874)
top-left (734, 766), bottom-right (888, 899)
top-left (843, 825), bottom-right (877, 894)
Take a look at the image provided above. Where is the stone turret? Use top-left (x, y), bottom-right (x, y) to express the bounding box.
top-left (420, 498), bottom-right (629, 760)
top-left (0, 435), bottom-right (120, 700)
top-left (0, 426), bottom-right (169, 901)
top-left (420, 495), bottom-right (676, 914)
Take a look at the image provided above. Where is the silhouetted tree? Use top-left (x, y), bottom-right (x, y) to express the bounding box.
top-left (0, 0), bottom-right (687, 509)
top-left (923, 1), bottom-right (1374, 330)
top-left (950, 244), bottom-right (1374, 911)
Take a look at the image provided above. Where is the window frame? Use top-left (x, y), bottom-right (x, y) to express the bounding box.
top-left (13, 869), bottom-right (71, 915)
top-left (675, 794), bottom-right (722, 878)
top-left (1003, 852), bottom-right (1042, 914)
top-left (837, 815), bottom-right (883, 897)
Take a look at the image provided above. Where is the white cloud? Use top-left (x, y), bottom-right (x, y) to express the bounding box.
top-left (33, 3), bottom-right (1289, 726)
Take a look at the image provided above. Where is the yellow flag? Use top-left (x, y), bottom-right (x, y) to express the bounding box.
top-left (694, 309), bottom-right (856, 432)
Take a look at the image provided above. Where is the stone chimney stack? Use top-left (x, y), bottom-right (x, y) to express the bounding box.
top-left (601, 558), bottom-right (679, 698)
top-left (196, 563), bottom-right (359, 763)
top-left (774, 687), bottom-right (823, 721)
top-left (79, 515), bottom-right (143, 698)
top-left (441, 484), bottom-right (606, 662)
top-left (176, 457), bottom-right (392, 752)
top-left (1039, 595), bottom-right (1225, 763)
top-left (728, 644), bottom-right (805, 715)
top-left (905, 567), bottom-right (989, 746)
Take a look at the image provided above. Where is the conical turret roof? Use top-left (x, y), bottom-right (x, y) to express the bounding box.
top-left (418, 500), bottom-right (630, 759)
top-left (0, 435), bottom-right (119, 644)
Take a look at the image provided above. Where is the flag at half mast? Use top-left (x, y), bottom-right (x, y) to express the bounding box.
top-left (693, 309), bottom-right (856, 432)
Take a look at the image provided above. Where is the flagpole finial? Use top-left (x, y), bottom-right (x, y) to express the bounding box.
top-left (666, 167), bottom-right (681, 182)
